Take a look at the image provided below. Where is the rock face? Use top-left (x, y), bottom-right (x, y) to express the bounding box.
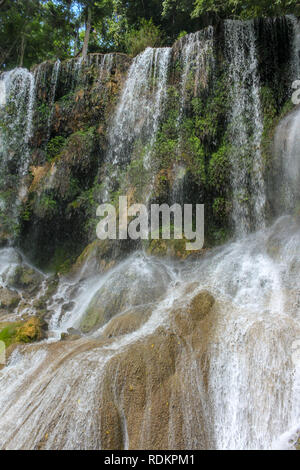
top-left (0, 316), bottom-right (46, 348)
top-left (0, 287), bottom-right (20, 312)
top-left (98, 290), bottom-right (216, 450)
top-left (79, 255), bottom-right (171, 333)
top-left (0, 17), bottom-right (294, 273)
top-left (0, 288), bottom-right (216, 449)
top-left (7, 265), bottom-right (43, 294)
top-left (0, 17), bottom-right (299, 451)
top-left (17, 54), bottom-right (132, 271)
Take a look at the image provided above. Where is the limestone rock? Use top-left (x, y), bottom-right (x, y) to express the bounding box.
top-left (0, 287), bottom-right (21, 312)
top-left (7, 265), bottom-right (43, 294)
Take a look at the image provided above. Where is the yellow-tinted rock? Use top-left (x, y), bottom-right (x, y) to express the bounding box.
top-left (102, 307), bottom-right (151, 339)
top-left (15, 317), bottom-right (44, 343)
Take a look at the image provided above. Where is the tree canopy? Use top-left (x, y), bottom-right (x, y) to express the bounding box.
top-left (0, 0), bottom-right (299, 70)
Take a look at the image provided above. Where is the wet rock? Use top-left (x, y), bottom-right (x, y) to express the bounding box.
top-left (79, 256), bottom-right (170, 333)
top-left (7, 265), bottom-right (43, 294)
top-left (147, 238), bottom-right (205, 260)
top-left (70, 239), bottom-right (120, 280)
top-left (0, 316), bottom-right (46, 348)
top-left (97, 292), bottom-right (216, 449)
top-left (0, 287), bottom-right (21, 312)
top-left (44, 275), bottom-right (59, 299)
top-left (187, 291), bottom-right (215, 322)
top-left (99, 324), bottom-right (209, 450)
top-left (102, 307), bottom-right (151, 339)
top-left (60, 332), bottom-right (81, 342)
top-left (61, 302), bottom-right (75, 313)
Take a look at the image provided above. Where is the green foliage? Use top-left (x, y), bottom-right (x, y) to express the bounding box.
top-left (1, 0), bottom-right (299, 69)
top-left (212, 197), bottom-right (231, 224)
top-left (125, 19), bottom-right (163, 57)
top-left (177, 31), bottom-right (188, 40)
top-left (0, 323), bottom-right (20, 347)
top-left (208, 144), bottom-right (231, 193)
top-left (46, 136), bottom-right (67, 162)
top-left (192, 0), bottom-right (300, 19)
top-left (37, 194), bottom-right (58, 218)
top-left (0, 1), bottom-right (75, 70)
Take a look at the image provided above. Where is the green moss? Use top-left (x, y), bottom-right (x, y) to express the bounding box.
top-left (47, 245), bottom-right (76, 275)
top-left (0, 318), bottom-right (43, 348)
top-left (0, 323), bottom-right (20, 347)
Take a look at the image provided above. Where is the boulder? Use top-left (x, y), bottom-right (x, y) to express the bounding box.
top-left (0, 287), bottom-right (21, 312)
top-left (7, 265), bottom-right (43, 294)
top-left (102, 307), bottom-right (151, 339)
top-left (79, 255), bottom-right (170, 333)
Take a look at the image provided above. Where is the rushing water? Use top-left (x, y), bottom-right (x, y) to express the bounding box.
top-left (224, 20), bottom-right (266, 236)
top-left (101, 47), bottom-right (171, 202)
top-left (170, 28), bottom-right (214, 204)
top-left (0, 213), bottom-right (299, 449)
top-left (0, 68), bottom-right (36, 235)
top-left (0, 18), bottom-right (300, 450)
top-left (46, 59), bottom-right (61, 140)
top-left (273, 106), bottom-right (300, 212)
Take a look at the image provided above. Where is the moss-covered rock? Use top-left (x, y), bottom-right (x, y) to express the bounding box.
top-left (7, 265), bottom-right (43, 294)
top-left (0, 317), bottom-right (46, 348)
top-left (146, 238), bottom-right (206, 260)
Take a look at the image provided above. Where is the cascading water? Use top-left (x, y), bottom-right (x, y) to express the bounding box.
top-left (0, 17), bottom-right (300, 451)
top-left (0, 68), bottom-right (36, 237)
top-left (224, 20), bottom-right (266, 237)
top-left (271, 16), bottom-right (300, 216)
top-left (273, 106), bottom-right (300, 212)
top-left (0, 215), bottom-right (299, 450)
top-left (177, 27), bottom-right (214, 126)
top-left (101, 47), bottom-right (171, 202)
top-left (0, 68), bottom-right (35, 166)
top-left (171, 28), bottom-right (214, 204)
top-left (46, 59), bottom-right (61, 140)
top-left (288, 15), bottom-right (300, 80)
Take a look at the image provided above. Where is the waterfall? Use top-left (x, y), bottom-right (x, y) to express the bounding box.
top-left (171, 28), bottom-right (214, 203)
top-left (288, 15), bottom-right (300, 80)
top-left (224, 21), bottom-right (266, 236)
top-left (46, 59), bottom-right (61, 140)
top-left (0, 216), bottom-right (299, 449)
top-left (273, 106), bottom-right (300, 212)
top-left (0, 68), bottom-right (35, 154)
top-left (0, 18), bottom-right (300, 451)
top-left (102, 47), bottom-right (171, 202)
top-left (177, 27), bottom-right (214, 125)
top-left (108, 47), bottom-right (171, 167)
top-left (0, 68), bottom-right (36, 237)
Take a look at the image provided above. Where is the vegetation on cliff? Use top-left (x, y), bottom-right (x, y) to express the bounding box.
top-left (1, 1), bottom-right (299, 70)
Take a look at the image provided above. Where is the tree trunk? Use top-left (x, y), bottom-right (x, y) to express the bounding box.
top-left (19, 34), bottom-right (26, 68)
top-left (82, 6), bottom-right (92, 60)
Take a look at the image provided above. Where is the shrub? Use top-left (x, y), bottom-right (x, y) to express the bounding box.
top-left (125, 19), bottom-right (163, 57)
top-left (46, 136), bottom-right (66, 162)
